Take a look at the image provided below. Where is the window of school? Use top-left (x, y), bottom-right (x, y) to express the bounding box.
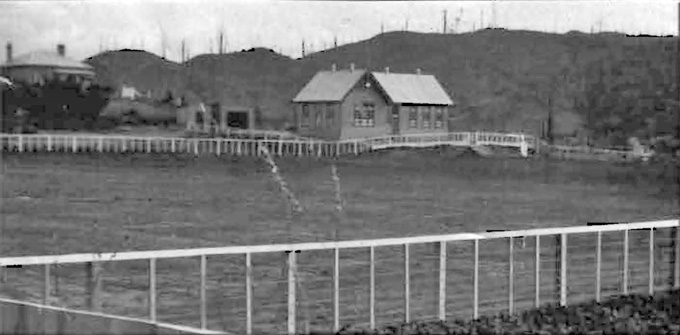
top-left (314, 104), bottom-right (323, 129)
top-left (421, 107), bottom-right (431, 129)
top-left (325, 103), bottom-right (334, 126)
top-left (434, 107), bottom-right (444, 129)
top-left (408, 107), bottom-right (418, 128)
top-left (301, 104), bottom-right (310, 128)
top-left (354, 102), bottom-right (375, 127)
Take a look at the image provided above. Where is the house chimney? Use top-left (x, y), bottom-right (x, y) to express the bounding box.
top-left (385, 67), bottom-right (390, 74)
top-left (416, 68), bottom-right (421, 75)
top-left (332, 63), bottom-right (337, 72)
top-left (5, 43), bottom-right (12, 63)
top-left (350, 63), bottom-right (355, 72)
top-left (57, 44), bottom-right (65, 57)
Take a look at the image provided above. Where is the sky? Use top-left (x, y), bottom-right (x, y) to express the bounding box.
top-left (0, 0), bottom-right (677, 63)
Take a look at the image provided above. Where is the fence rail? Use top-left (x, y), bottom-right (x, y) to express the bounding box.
top-left (1, 220), bottom-right (678, 334)
top-left (0, 132), bottom-right (536, 157)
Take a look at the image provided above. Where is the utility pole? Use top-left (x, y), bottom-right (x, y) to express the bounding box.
top-left (219, 31), bottom-right (224, 54)
top-left (455, 8), bottom-right (462, 34)
top-left (301, 39), bottom-right (305, 58)
top-left (181, 39), bottom-right (186, 63)
top-left (443, 9), bottom-right (447, 34)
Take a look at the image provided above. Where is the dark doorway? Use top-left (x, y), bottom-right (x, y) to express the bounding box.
top-left (210, 103), bottom-right (221, 123)
top-left (227, 111), bottom-right (249, 129)
top-left (391, 105), bottom-right (400, 135)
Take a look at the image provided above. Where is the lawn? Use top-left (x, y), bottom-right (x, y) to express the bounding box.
top-left (1, 148), bottom-right (676, 256)
top-left (0, 148), bottom-right (677, 333)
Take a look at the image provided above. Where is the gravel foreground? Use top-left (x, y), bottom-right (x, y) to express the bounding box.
top-left (328, 289), bottom-right (680, 335)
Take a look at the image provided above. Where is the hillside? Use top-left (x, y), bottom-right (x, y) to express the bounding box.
top-left (85, 29), bottom-right (679, 144)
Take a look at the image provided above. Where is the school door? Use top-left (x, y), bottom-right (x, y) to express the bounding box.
top-left (391, 105), bottom-right (400, 135)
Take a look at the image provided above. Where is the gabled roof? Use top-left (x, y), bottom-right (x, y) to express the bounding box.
top-left (292, 68), bottom-right (453, 106)
top-left (371, 72), bottom-right (453, 106)
top-left (292, 70), bottom-right (366, 103)
top-left (2, 50), bottom-right (94, 72)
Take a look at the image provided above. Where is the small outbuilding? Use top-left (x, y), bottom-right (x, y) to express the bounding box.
top-left (292, 64), bottom-right (454, 140)
top-left (178, 102), bottom-right (256, 132)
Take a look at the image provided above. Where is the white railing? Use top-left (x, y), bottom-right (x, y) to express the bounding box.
top-left (1, 220), bottom-right (678, 334)
top-left (548, 144), bottom-right (652, 162)
top-left (0, 132), bottom-right (535, 157)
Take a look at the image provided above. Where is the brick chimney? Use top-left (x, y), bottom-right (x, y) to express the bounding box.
top-left (57, 44), bottom-right (65, 57)
top-left (5, 42), bottom-right (12, 63)
top-left (350, 63), bottom-right (355, 72)
top-left (385, 67), bottom-right (390, 74)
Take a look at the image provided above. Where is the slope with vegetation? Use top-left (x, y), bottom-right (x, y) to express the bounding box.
top-left (334, 290), bottom-right (680, 335)
top-left (85, 29), bottom-right (678, 146)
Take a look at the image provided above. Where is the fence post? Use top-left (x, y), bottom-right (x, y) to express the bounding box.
top-left (473, 239), bottom-right (479, 319)
top-left (535, 235), bottom-right (540, 308)
top-left (439, 241), bottom-right (447, 321)
top-left (216, 139), bottom-right (221, 156)
top-left (596, 231), bottom-right (602, 302)
top-left (287, 251), bottom-right (297, 335)
top-left (559, 233), bottom-right (567, 307)
top-left (649, 229), bottom-right (655, 295)
top-left (47, 135), bottom-right (52, 152)
top-left (246, 253), bottom-right (253, 335)
top-left (509, 237), bottom-right (515, 314)
top-left (623, 229), bottom-right (629, 295)
top-left (674, 225), bottom-right (680, 289)
top-left (43, 264), bottom-right (51, 305)
top-left (149, 258), bottom-right (157, 322)
top-left (404, 243), bottom-right (410, 323)
top-left (86, 262), bottom-right (102, 311)
top-left (333, 248), bottom-right (340, 333)
top-left (369, 246), bottom-right (376, 330)
top-left (72, 136), bottom-right (77, 153)
top-left (200, 254), bottom-right (207, 329)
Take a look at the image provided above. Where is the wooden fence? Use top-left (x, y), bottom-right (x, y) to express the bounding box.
top-left (1, 220), bottom-right (678, 334)
top-left (0, 297), bottom-right (228, 335)
top-left (0, 132), bottom-right (536, 157)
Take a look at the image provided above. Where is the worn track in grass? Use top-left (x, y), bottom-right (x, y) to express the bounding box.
top-left (0, 148), bottom-right (677, 333)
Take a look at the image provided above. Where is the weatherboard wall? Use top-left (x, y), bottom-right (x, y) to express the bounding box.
top-left (294, 102), bottom-right (342, 140)
top-left (395, 104), bottom-right (450, 136)
top-left (339, 77), bottom-right (391, 140)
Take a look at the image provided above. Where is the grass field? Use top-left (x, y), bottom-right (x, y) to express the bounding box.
top-left (0, 148), bottom-right (678, 333)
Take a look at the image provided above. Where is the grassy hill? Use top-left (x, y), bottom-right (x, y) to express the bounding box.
top-left (85, 29), bottom-right (678, 144)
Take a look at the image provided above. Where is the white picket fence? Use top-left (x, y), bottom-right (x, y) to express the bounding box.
top-left (1, 220), bottom-right (678, 334)
top-left (0, 132), bottom-right (536, 157)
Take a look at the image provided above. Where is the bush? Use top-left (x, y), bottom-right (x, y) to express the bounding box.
top-left (335, 290), bottom-right (680, 335)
